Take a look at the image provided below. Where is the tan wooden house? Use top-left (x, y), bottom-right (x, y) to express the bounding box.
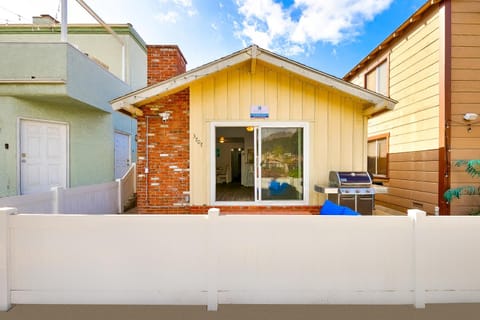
top-left (344, 0), bottom-right (480, 215)
top-left (112, 45), bottom-right (395, 214)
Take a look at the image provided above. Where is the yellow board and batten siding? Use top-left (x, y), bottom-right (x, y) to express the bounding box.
top-left (450, 0), bottom-right (480, 214)
top-left (189, 61), bottom-right (368, 206)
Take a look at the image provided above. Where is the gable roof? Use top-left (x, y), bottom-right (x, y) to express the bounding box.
top-left (111, 45), bottom-right (396, 117)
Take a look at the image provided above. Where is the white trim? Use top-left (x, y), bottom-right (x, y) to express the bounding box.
top-left (111, 45), bottom-right (397, 114)
top-left (17, 118), bottom-right (70, 195)
top-left (210, 121), bottom-right (309, 206)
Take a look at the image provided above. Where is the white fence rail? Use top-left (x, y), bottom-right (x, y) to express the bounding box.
top-left (0, 164), bottom-right (136, 214)
top-left (1, 208), bottom-right (480, 312)
top-left (117, 163), bottom-right (136, 213)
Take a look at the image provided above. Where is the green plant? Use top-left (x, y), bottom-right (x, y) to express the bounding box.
top-left (443, 160), bottom-right (480, 215)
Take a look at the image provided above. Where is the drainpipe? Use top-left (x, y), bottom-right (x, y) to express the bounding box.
top-left (60, 0), bottom-right (67, 42)
top-left (145, 116), bottom-right (150, 204)
top-left (74, 0), bottom-right (126, 81)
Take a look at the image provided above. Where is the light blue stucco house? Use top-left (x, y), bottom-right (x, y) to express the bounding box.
top-left (0, 15), bottom-right (146, 196)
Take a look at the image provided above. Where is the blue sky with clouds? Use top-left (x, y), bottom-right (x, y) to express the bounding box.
top-left (1, 0), bottom-right (427, 77)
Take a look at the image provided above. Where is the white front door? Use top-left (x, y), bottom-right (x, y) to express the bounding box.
top-left (20, 120), bottom-right (68, 195)
top-left (114, 132), bottom-right (131, 179)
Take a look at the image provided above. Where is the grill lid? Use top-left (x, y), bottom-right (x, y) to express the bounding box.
top-left (329, 171), bottom-right (372, 187)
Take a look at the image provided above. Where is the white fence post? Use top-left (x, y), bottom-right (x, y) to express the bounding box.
top-left (408, 209), bottom-right (427, 309)
top-left (52, 187), bottom-right (65, 214)
top-left (207, 208), bottom-right (220, 311)
top-left (0, 207), bottom-right (17, 311)
top-left (116, 179), bottom-right (123, 214)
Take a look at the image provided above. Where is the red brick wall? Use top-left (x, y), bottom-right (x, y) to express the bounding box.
top-left (190, 206), bottom-right (320, 215)
top-left (137, 45), bottom-right (190, 214)
top-left (136, 90), bottom-right (190, 214)
top-left (147, 45), bottom-right (187, 85)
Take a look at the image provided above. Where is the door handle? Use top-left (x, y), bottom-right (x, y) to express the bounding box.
top-left (21, 153), bottom-right (27, 158)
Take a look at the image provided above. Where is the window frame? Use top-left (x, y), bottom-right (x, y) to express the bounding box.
top-left (364, 57), bottom-right (389, 96)
top-left (367, 133), bottom-right (390, 180)
top-left (211, 121), bottom-right (309, 206)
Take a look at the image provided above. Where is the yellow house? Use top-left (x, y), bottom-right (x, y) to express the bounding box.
top-left (344, 0), bottom-right (480, 215)
top-left (112, 45), bottom-right (395, 214)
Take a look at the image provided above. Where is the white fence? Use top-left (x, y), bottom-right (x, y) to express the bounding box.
top-left (1, 208), bottom-right (480, 311)
top-left (0, 164), bottom-right (136, 214)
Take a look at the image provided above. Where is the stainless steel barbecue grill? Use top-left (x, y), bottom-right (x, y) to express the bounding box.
top-left (315, 171), bottom-right (386, 215)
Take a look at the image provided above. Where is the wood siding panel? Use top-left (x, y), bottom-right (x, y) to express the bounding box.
top-left (449, 1), bottom-right (480, 215)
top-left (367, 9), bottom-right (441, 154)
top-left (340, 98), bottom-right (355, 169)
top-left (451, 12), bottom-right (480, 24)
top-left (239, 63), bottom-right (252, 120)
top-left (302, 83), bottom-right (316, 121)
top-left (451, 57), bottom-right (480, 69)
top-left (313, 88), bottom-right (330, 187)
top-left (265, 68), bottom-right (278, 120)
top-left (252, 65), bottom-right (265, 109)
top-left (202, 77), bottom-right (215, 121)
top-left (227, 69), bottom-right (240, 120)
top-left (277, 73), bottom-right (291, 120)
top-left (290, 78), bottom-right (303, 121)
top-left (451, 0), bottom-right (480, 213)
top-left (190, 83), bottom-right (208, 204)
top-left (377, 149), bottom-right (439, 215)
top-left (386, 179), bottom-right (438, 194)
top-left (214, 72), bottom-right (228, 119)
top-left (327, 93), bottom-right (342, 169)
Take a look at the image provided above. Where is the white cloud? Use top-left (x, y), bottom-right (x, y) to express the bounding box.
top-left (235, 0), bottom-right (393, 56)
top-left (156, 11), bottom-right (179, 23)
top-left (155, 0), bottom-right (197, 23)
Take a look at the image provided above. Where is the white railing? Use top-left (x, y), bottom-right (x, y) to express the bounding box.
top-left (1, 208), bottom-right (480, 312)
top-left (0, 164), bottom-right (136, 214)
top-left (117, 163), bottom-right (136, 213)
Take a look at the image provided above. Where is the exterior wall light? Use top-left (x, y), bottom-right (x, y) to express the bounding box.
top-left (463, 113), bottom-right (478, 121)
top-left (463, 113), bottom-right (478, 133)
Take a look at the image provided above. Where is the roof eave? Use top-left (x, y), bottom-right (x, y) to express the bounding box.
top-left (363, 99), bottom-right (396, 116)
top-left (112, 45), bottom-right (397, 116)
top-left (111, 46), bottom-right (254, 113)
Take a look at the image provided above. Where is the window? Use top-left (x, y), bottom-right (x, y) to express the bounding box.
top-left (368, 134), bottom-right (389, 178)
top-left (365, 60), bottom-right (388, 96)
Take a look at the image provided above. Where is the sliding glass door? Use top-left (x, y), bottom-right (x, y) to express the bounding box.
top-left (256, 127), bottom-right (304, 201)
top-left (214, 123), bottom-right (307, 204)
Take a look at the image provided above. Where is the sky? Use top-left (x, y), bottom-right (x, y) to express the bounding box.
top-left (0, 0), bottom-right (427, 78)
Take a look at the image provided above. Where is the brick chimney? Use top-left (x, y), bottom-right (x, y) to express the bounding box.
top-left (147, 45), bottom-right (187, 85)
